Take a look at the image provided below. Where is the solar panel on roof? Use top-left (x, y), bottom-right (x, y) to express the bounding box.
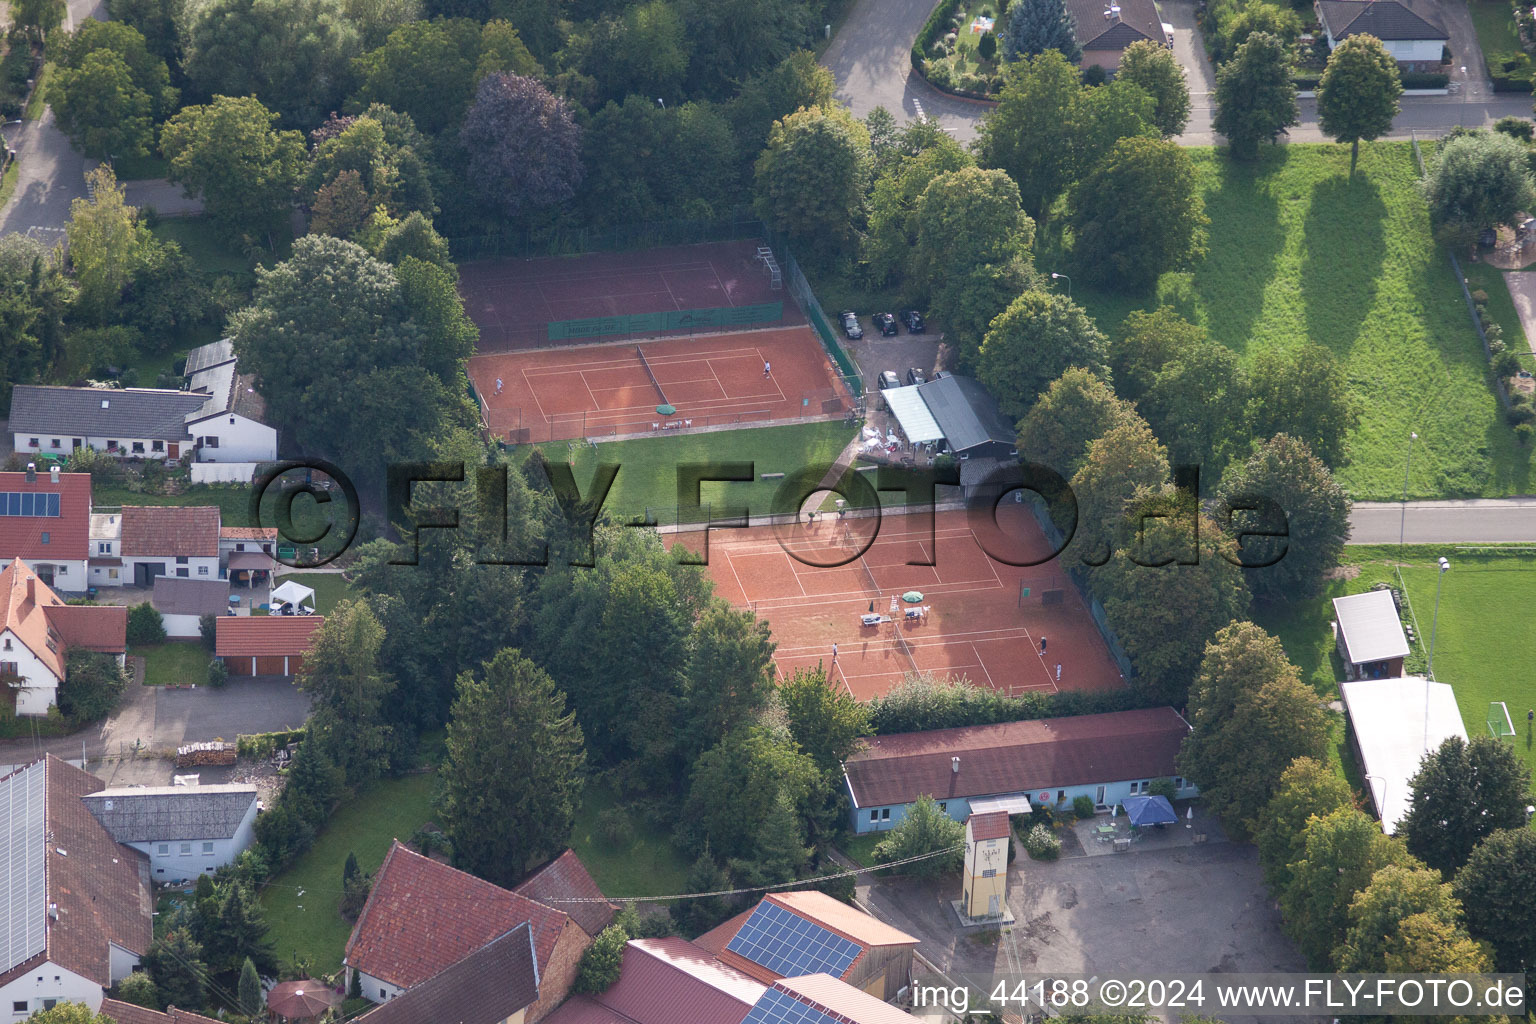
top-left (0, 764), bottom-right (47, 973)
top-left (726, 902), bottom-right (861, 980)
top-left (741, 987), bottom-right (837, 1024)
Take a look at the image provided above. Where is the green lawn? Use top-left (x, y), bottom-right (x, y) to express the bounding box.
top-left (527, 420), bottom-right (861, 525)
top-left (1064, 144), bottom-right (1527, 500)
top-left (275, 572), bottom-right (356, 613)
top-left (839, 832), bottom-right (883, 867)
top-left (135, 641), bottom-right (210, 686)
top-left (567, 781), bottom-right (689, 900)
top-left (150, 218), bottom-right (254, 279)
top-left (260, 772), bottom-right (439, 975)
top-left (1468, 0), bottom-right (1524, 59)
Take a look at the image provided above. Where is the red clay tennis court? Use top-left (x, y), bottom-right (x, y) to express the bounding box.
top-left (690, 503), bottom-right (1127, 701)
top-left (460, 239), bottom-right (805, 351)
top-left (469, 327), bottom-right (853, 443)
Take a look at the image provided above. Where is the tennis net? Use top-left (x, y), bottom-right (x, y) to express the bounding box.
top-left (636, 346), bottom-right (668, 404)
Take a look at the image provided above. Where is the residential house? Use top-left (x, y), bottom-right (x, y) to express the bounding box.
top-left (344, 842), bottom-right (593, 1021)
top-left (0, 756), bottom-right (153, 1019)
top-left (1063, 0), bottom-right (1171, 75)
top-left (214, 616), bottom-right (324, 677)
top-left (91, 506), bottom-right (222, 589)
top-left (696, 892), bottom-right (917, 1002)
top-left (1332, 589), bottom-right (1410, 681)
top-left (0, 558), bottom-right (126, 716)
top-left (354, 924), bottom-right (541, 1024)
top-left (842, 706), bottom-right (1196, 833)
top-left (151, 577), bottom-right (230, 639)
top-left (1315, 0), bottom-right (1446, 70)
top-left (81, 784), bottom-right (259, 882)
top-left (514, 849), bottom-right (617, 941)
top-left (101, 999), bottom-right (223, 1024)
top-left (10, 386), bottom-right (210, 462)
top-left (0, 466), bottom-right (89, 593)
top-left (542, 938), bottom-right (767, 1024)
top-left (181, 339), bottom-right (278, 463)
top-left (741, 974), bottom-right (926, 1024)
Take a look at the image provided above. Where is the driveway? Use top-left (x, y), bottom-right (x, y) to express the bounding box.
top-left (1166, 0), bottom-right (1217, 140)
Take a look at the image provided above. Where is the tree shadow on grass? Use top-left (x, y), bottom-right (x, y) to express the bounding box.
top-left (1300, 175), bottom-right (1386, 357)
top-left (1199, 155), bottom-right (1284, 356)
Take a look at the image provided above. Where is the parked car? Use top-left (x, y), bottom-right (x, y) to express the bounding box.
top-left (901, 309), bottom-right (926, 333)
top-left (840, 310), bottom-right (863, 339)
top-left (873, 312), bottom-right (899, 336)
top-left (906, 368), bottom-right (927, 386)
top-left (877, 370), bottom-right (901, 390)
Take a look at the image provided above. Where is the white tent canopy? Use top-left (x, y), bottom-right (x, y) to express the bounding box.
top-left (269, 580), bottom-right (316, 612)
top-left (882, 385), bottom-right (945, 443)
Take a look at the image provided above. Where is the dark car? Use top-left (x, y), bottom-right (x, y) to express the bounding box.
top-left (877, 370), bottom-right (901, 390)
top-left (873, 312), bottom-right (899, 336)
top-left (840, 310), bottom-right (863, 340)
top-left (901, 309), bottom-right (926, 333)
top-left (906, 368), bottom-right (927, 386)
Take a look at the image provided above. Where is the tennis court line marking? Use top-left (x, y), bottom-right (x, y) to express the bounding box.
top-left (723, 549), bottom-right (755, 607)
top-left (521, 369), bottom-right (552, 425)
top-left (709, 259), bottom-right (731, 303)
top-left (754, 348), bottom-right (789, 403)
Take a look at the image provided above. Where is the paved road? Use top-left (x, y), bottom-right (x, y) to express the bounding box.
top-left (822, 0), bottom-right (1536, 145)
top-left (1350, 499), bottom-right (1536, 544)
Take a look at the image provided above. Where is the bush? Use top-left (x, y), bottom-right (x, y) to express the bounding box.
top-left (1495, 349), bottom-right (1523, 378)
top-left (1148, 778), bottom-right (1178, 801)
top-left (1024, 823), bottom-right (1061, 860)
top-left (873, 795), bottom-right (965, 876)
top-left (925, 61), bottom-right (954, 88)
top-left (126, 602), bottom-right (166, 646)
top-left (60, 649), bottom-right (126, 724)
top-left (114, 971), bottom-right (161, 1011)
top-left (1400, 72), bottom-right (1450, 89)
top-left (596, 807), bottom-right (635, 847)
top-left (913, 0), bottom-right (966, 69)
top-left (199, 613), bottom-right (218, 651)
top-left (1082, 64), bottom-right (1108, 86)
top-left (1505, 404), bottom-right (1536, 425)
top-left (1488, 51), bottom-right (1536, 92)
top-left (1072, 794), bottom-right (1096, 819)
top-left (1516, 421), bottom-right (1536, 445)
top-left (573, 925), bottom-right (627, 994)
top-left (1472, 289), bottom-right (1491, 304)
top-left (207, 658), bottom-right (228, 688)
top-left (977, 30), bottom-right (996, 60)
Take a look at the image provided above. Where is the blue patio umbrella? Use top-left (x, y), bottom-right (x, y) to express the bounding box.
top-left (1122, 795), bottom-right (1178, 827)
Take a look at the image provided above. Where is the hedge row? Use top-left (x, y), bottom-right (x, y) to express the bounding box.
top-left (911, 0), bottom-right (966, 70)
top-left (1293, 71), bottom-right (1449, 90)
top-left (1487, 51), bottom-right (1536, 92)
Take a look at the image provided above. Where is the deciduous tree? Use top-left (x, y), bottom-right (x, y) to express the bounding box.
top-left (1213, 31), bottom-right (1298, 160)
top-left (1398, 735), bottom-right (1532, 876)
top-left (1065, 417), bottom-right (1169, 564)
top-left (460, 73), bottom-right (584, 217)
top-left (1244, 344), bottom-right (1356, 467)
top-left (1424, 130), bottom-right (1536, 247)
top-left (1255, 757), bottom-right (1356, 897)
top-left (872, 794), bottom-right (964, 877)
top-left (862, 137), bottom-right (972, 286)
top-left (1316, 33), bottom-right (1402, 177)
top-left (441, 648), bottom-right (587, 887)
top-left (1118, 39), bottom-right (1191, 137)
top-left (1014, 368), bottom-right (1136, 479)
top-left (59, 649), bottom-right (126, 724)
top-left (1335, 864), bottom-right (1473, 971)
top-left (65, 166), bottom-right (162, 323)
top-left (975, 50), bottom-right (1086, 219)
top-left (300, 599), bottom-right (397, 784)
top-left (1176, 622), bottom-right (1327, 834)
top-left (685, 725), bottom-right (817, 862)
top-left (160, 95), bottom-right (306, 242)
top-left (50, 50), bottom-right (152, 160)
top-left (753, 104), bottom-right (871, 258)
top-left (977, 290), bottom-right (1111, 420)
top-left (351, 18), bottom-right (481, 136)
top-left (778, 666), bottom-right (871, 772)
top-left (1454, 827), bottom-right (1536, 975)
top-left (1217, 433), bottom-right (1350, 600)
top-left (1070, 135), bottom-right (1206, 290)
top-left (677, 603), bottom-right (776, 764)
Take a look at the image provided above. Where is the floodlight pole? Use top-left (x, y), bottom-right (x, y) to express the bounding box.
top-left (1399, 431), bottom-right (1417, 554)
top-left (1050, 271), bottom-right (1072, 299)
top-left (1427, 556), bottom-right (1449, 749)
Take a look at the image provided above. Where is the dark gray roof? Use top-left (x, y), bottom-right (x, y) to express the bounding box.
top-left (357, 924), bottom-right (540, 1024)
top-left (1317, 0), bottom-right (1445, 40)
top-left (81, 785), bottom-right (257, 843)
top-left (152, 577), bottom-right (231, 617)
top-left (183, 339), bottom-right (234, 376)
top-left (917, 375), bottom-right (1017, 455)
top-left (1065, 0), bottom-right (1165, 49)
top-left (9, 386), bottom-right (205, 441)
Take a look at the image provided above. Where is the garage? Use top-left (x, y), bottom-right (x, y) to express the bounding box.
top-left (215, 615), bottom-right (325, 678)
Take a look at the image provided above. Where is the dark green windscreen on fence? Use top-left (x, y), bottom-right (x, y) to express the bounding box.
top-left (547, 302), bottom-right (784, 341)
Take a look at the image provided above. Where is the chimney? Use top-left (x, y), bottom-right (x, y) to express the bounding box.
top-left (952, 756), bottom-right (961, 773)
top-left (48, 465), bottom-right (58, 484)
top-left (25, 576), bottom-right (35, 605)
top-left (24, 463), bottom-right (35, 482)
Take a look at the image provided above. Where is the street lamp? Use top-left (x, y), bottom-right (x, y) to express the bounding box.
top-left (1399, 431), bottom-right (1417, 554)
top-left (1050, 271), bottom-right (1071, 298)
top-left (1428, 554), bottom-right (1450, 681)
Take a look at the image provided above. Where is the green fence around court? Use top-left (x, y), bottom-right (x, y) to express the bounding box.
top-left (548, 302), bottom-right (785, 341)
top-left (762, 225), bottom-right (864, 398)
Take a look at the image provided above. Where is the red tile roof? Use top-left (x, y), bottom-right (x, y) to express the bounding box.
top-left (218, 527), bottom-right (277, 540)
top-left (0, 757), bottom-right (153, 990)
top-left (101, 999), bottom-right (225, 1024)
top-left (596, 939), bottom-right (764, 1024)
top-left (541, 996), bottom-right (639, 1024)
top-left (0, 470), bottom-right (90, 562)
top-left (45, 603), bottom-right (127, 654)
top-left (354, 924), bottom-right (540, 1024)
top-left (0, 557), bottom-right (69, 677)
top-left (215, 615), bottom-right (323, 657)
top-left (968, 811), bottom-right (1011, 841)
top-left (842, 707), bottom-right (1191, 808)
top-left (345, 841), bottom-right (570, 988)
top-left (120, 506), bottom-right (221, 557)
top-left (514, 849), bottom-right (615, 939)
top-left (771, 974), bottom-right (925, 1024)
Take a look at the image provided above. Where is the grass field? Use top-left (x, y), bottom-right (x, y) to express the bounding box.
top-left (275, 572), bottom-right (356, 613)
top-left (1064, 144), bottom-right (1526, 501)
top-left (839, 833), bottom-right (883, 867)
top-left (527, 420), bottom-right (860, 525)
top-left (259, 772), bottom-right (438, 975)
top-left (568, 781), bottom-right (690, 899)
top-left (1468, 0), bottom-right (1524, 58)
top-left (135, 641), bottom-right (210, 686)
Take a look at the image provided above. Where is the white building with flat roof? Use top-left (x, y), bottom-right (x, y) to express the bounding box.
top-left (1341, 675), bottom-right (1468, 833)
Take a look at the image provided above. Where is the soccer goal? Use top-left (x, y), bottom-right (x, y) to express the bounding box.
top-left (1488, 701), bottom-right (1516, 741)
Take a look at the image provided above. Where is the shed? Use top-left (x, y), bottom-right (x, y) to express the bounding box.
top-left (153, 576), bottom-right (230, 638)
top-left (1333, 590), bottom-right (1409, 680)
top-left (215, 615), bottom-right (323, 676)
top-left (1340, 676), bottom-right (1468, 832)
top-left (881, 386), bottom-right (945, 444)
top-left (915, 374), bottom-right (1017, 459)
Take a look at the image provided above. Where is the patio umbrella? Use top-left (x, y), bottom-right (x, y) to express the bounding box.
top-left (266, 980), bottom-right (339, 1021)
top-left (1111, 804), bottom-right (1117, 817)
top-left (657, 404), bottom-right (676, 416)
top-left (901, 591), bottom-right (924, 603)
top-left (1122, 795), bottom-right (1178, 827)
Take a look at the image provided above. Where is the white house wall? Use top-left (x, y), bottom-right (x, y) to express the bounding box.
top-left (187, 414), bottom-right (277, 463)
top-left (21, 559), bottom-right (87, 593)
top-left (357, 971), bottom-right (405, 1004)
top-left (108, 944), bottom-right (141, 985)
top-left (132, 831), bottom-right (247, 882)
top-left (159, 613), bottom-right (204, 639)
top-left (121, 555), bottom-right (221, 584)
top-left (0, 629), bottom-right (61, 716)
top-left (0, 961), bottom-right (103, 1019)
top-left (12, 433), bottom-right (182, 461)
